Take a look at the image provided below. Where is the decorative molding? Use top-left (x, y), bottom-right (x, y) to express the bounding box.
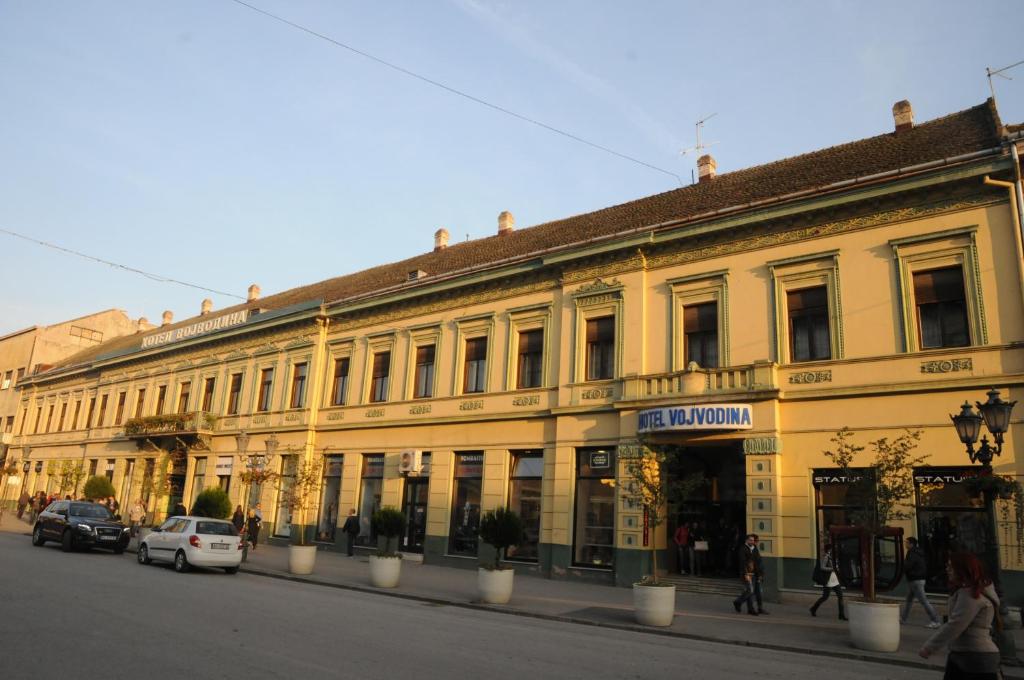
top-left (573, 277), bottom-right (624, 297)
top-left (743, 437), bottom-right (783, 455)
top-left (251, 415), bottom-right (269, 424)
top-left (581, 387), bottom-right (613, 399)
top-left (225, 350), bottom-right (250, 361)
top-left (284, 412), bottom-right (302, 422)
top-left (459, 400), bottom-right (484, 411)
top-left (252, 344), bottom-right (280, 357)
top-left (920, 358), bottom-right (972, 373)
top-left (409, 404), bottom-right (432, 415)
top-left (789, 370), bottom-right (832, 384)
top-left (562, 251), bottom-right (645, 284)
top-left (284, 337), bottom-right (314, 349)
top-left (325, 412), bottom-right (345, 421)
top-left (365, 408), bottom-right (385, 418)
top-left (512, 395), bottom-right (540, 407)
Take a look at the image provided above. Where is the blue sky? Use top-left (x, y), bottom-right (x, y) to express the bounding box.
top-left (1, 1), bottom-right (1022, 335)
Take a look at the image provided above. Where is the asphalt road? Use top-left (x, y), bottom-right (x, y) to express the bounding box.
top-left (0, 531), bottom-right (938, 680)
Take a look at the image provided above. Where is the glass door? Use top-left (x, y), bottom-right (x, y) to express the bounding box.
top-left (401, 478), bottom-right (429, 553)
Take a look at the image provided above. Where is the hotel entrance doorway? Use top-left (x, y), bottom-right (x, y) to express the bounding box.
top-left (666, 443), bottom-right (746, 578)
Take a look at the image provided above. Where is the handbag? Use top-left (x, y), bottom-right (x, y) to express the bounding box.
top-left (694, 540), bottom-right (709, 551)
top-left (812, 565), bottom-right (828, 586)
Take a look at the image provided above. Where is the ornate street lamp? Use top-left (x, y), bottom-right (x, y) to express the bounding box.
top-left (265, 433), bottom-right (279, 458)
top-left (235, 431), bottom-right (250, 458)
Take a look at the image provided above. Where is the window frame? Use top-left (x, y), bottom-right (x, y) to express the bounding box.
top-left (257, 367), bottom-right (275, 413)
top-left (404, 325), bottom-right (441, 401)
top-left (225, 372), bottom-right (244, 416)
top-left (768, 252), bottom-right (844, 365)
top-left (572, 283), bottom-right (623, 383)
top-left (668, 270), bottom-right (730, 371)
top-left (288, 360), bottom-right (309, 410)
top-left (363, 334), bottom-right (395, 405)
top-left (453, 315), bottom-right (494, 397)
top-left (506, 303), bottom-right (551, 391)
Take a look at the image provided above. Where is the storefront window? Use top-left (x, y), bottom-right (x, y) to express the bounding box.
top-left (573, 447), bottom-right (616, 567)
top-left (275, 455), bottom-right (296, 538)
top-left (507, 451), bottom-right (543, 561)
top-left (914, 466), bottom-right (988, 592)
top-left (317, 455), bottom-right (343, 542)
top-left (356, 455), bottom-right (384, 546)
top-left (449, 452), bottom-right (483, 556)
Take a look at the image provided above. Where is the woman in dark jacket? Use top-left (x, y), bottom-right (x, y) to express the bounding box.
top-left (231, 505), bottom-right (245, 533)
top-left (246, 509), bottom-right (262, 550)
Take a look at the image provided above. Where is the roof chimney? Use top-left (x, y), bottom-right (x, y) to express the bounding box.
top-left (247, 284), bottom-right (261, 302)
top-left (498, 211), bottom-right (515, 235)
top-left (137, 317), bottom-right (149, 332)
top-left (200, 298), bottom-right (213, 315)
top-left (697, 154), bottom-right (717, 183)
top-left (893, 100), bottom-right (914, 133)
top-left (161, 310), bottom-right (173, 326)
top-left (434, 228), bottom-right (449, 251)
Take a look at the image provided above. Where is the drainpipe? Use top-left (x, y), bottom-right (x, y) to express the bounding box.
top-left (983, 172), bottom-right (1024, 316)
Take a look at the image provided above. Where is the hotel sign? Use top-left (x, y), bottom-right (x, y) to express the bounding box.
top-left (637, 404), bottom-right (753, 433)
top-left (141, 310), bottom-right (250, 349)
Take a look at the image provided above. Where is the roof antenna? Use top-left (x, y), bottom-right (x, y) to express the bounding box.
top-left (987, 59), bottom-right (1024, 110)
top-left (680, 113), bottom-right (720, 184)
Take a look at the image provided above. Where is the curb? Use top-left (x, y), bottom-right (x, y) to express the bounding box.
top-left (238, 564), bottom-right (974, 675)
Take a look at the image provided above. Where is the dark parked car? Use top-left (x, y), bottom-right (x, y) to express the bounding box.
top-left (32, 500), bottom-right (130, 553)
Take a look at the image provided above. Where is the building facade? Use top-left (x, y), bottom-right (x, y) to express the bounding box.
top-left (10, 99), bottom-right (1024, 599)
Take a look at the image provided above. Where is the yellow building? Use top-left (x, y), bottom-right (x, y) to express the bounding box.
top-left (11, 98), bottom-right (1024, 598)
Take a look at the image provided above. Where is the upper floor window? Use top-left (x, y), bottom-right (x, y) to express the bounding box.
top-left (517, 330), bottom-right (543, 389)
top-left (914, 267), bottom-right (969, 349)
top-left (86, 397), bottom-right (96, 428)
top-left (684, 302), bottom-right (719, 369)
top-left (1, 371), bottom-right (11, 389)
top-left (15, 367), bottom-right (25, 384)
top-left (155, 386), bottom-right (167, 415)
top-left (201, 377), bottom-right (216, 412)
top-left (96, 395), bottom-right (108, 427)
top-left (33, 406), bottom-right (42, 434)
top-left (463, 338), bottom-right (487, 394)
top-left (177, 382), bottom-right (191, 413)
top-left (114, 391), bottom-right (127, 425)
top-left (331, 358), bottom-right (349, 406)
top-left (71, 400), bottom-right (81, 430)
top-left (45, 404), bottom-right (55, 432)
top-left (414, 346), bottom-right (435, 399)
top-left (257, 368), bottom-right (274, 412)
top-left (57, 402), bottom-right (68, 432)
top-left (134, 389), bottom-right (146, 418)
top-left (289, 363), bottom-right (308, 409)
top-left (227, 373), bottom-right (243, 415)
top-left (788, 286), bottom-right (831, 362)
top-left (4, 416), bottom-right (13, 433)
top-left (370, 352), bottom-right (390, 403)
top-left (586, 317), bottom-right (615, 381)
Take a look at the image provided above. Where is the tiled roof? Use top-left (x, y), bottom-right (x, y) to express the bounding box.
top-left (47, 100), bottom-right (1007, 375)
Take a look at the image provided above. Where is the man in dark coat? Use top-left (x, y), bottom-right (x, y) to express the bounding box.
top-left (732, 533), bottom-right (769, 615)
top-left (901, 537), bottom-right (940, 627)
top-left (342, 509), bottom-right (360, 557)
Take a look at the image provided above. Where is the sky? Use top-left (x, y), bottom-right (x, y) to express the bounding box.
top-left (1, 1), bottom-right (1022, 336)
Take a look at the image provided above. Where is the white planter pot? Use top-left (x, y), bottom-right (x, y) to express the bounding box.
top-left (848, 600), bottom-right (901, 652)
top-left (370, 555), bottom-right (402, 588)
top-left (288, 545), bottom-right (317, 575)
top-left (633, 583), bottom-right (677, 627)
top-left (478, 568), bottom-right (515, 604)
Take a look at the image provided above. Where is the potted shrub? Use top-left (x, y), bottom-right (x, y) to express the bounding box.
top-left (623, 444), bottom-right (678, 626)
top-left (369, 507), bottom-right (406, 588)
top-left (191, 487), bottom-right (232, 519)
top-left (824, 428), bottom-right (928, 652)
top-left (278, 454), bottom-right (323, 575)
top-left (477, 507), bottom-right (525, 604)
top-left (83, 475), bottom-right (116, 502)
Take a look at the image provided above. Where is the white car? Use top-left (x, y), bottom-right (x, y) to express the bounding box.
top-left (137, 515), bottom-right (243, 574)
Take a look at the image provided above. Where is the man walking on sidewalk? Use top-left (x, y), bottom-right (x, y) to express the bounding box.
top-left (733, 533), bottom-right (766, 616)
top-left (901, 537), bottom-right (941, 628)
top-left (342, 509), bottom-right (360, 557)
top-left (128, 499), bottom-right (146, 537)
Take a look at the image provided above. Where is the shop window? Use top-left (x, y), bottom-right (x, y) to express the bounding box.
top-left (516, 330), bottom-right (543, 389)
top-left (507, 451), bottom-right (543, 561)
top-left (586, 317), bottom-right (615, 381)
top-left (88, 459), bottom-right (98, 477)
top-left (370, 352), bottom-right (391, 403)
top-left (289, 363), bottom-right (308, 409)
top-left (573, 447), bottom-right (616, 567)
top-left (914, 267), bottom-right (970, 349)
top-left (684, 302), bottom-right (719, 368)
top-left (331, 357), bottom-right (350, 406)
top-left (414, 345), bottom-right (435, 399)
top-left (317, 455), bottom-right (343, 542)
top-left (275, 455), bottom-right (296, 538)
top-left (114, 392), bottom-right (127, 425)
top-left (788, 287), bottom-right (831, 362)
top-left (257, 368), bottom-right (274, 412)
top-left (104, 459), bottom-right (115, 482)
top-left (226, 374), bottom-right (242, 415)
top-left (463, 338), bottom-right (488, 394)
top-left (177, 382), bottom-right (191, 414)
top-left (154, 386), bottom-right (166, 415)
top-left (449, 452), bottom-right (483, 556)
top-left (914, 466), bottom-right (988, 593)
top-left (134, 389), bottom-right (146, 419)
top-left (201, 378), bottom-right (215, 412)
top-left (356, 455), bottom-right (384, 545)
top-left (57, 402), bottom-right (67, 432)
top-left (191, 457), bottom-right (207, 500)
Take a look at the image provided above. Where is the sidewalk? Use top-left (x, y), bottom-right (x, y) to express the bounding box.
top-left (2, 510), bottom-right (1019, 675)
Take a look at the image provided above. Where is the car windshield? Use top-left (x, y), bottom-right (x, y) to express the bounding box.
top-left (70, 503), bottom-right (113, 520)
top-left (195, 521), bottom-right (237, 536)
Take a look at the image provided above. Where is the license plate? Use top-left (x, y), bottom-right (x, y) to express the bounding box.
top-left (212, 543), bottom-right (229, 550)
top-left (99, 535), bottom-right (116, 541)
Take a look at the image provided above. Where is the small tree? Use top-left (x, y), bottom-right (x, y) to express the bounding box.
top-left (372, 507), bottom-right (407, 557)
top-left (279, 454), bottom-right (322, 546)
top-left (83, 475), bottom-right (116, 501)
top-left (823, 427), bottom-right (928, 601)
top-left (191, 487), bottom-right (232, 519)
top-left (478, 508), bottom-right (525, 570)
top-left (47, 460), bottom-right (86, 497)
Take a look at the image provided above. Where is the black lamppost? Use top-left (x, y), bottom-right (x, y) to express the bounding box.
top-left (950, 387), bottom-right (1017, 596)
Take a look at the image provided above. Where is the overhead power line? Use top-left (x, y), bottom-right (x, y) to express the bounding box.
top-left (226, 0), bottom-right (684, 186)
top-left (0, 227), bottom-right (247, 300)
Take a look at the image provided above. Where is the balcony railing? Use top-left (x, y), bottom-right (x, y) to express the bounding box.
top-left (124, 412), bottom-right (216, 438)
top-left (621, 361), bottom-right (778, 403)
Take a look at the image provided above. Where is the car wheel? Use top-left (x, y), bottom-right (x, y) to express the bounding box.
top-left (31, 525), bottom-right (45, 546)
top-left (174, 550), bottom-right (190, 573)
top-left (61, 530), bottom-right (74, 553)
top-left (137, 544), bottom-right (151, 565)
top-left (224, 566), bottom-right (239, 575)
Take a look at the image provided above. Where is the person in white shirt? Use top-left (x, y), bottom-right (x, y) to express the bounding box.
top-left (809, 543), bottom-right (847, 620)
